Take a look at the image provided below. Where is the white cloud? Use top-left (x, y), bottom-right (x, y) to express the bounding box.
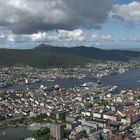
top-left (7, 32), bottom-right (15, 42)
top-left (91, 33), bottom-right (113, 41)
top-left (30, 29), bottom-right (86, 46)
top-left (0, 28), bottom-right (114, 48)
top-left (110, 1), bottom-right (140, 24)
top-left (120, 37), bottom-right (140, 42)
top-left (31, 32), bottom-right (47, 42)
top-left (25, 30), bottom-right (113, 45)
top-left (57, 29), bottom-right (85, 42)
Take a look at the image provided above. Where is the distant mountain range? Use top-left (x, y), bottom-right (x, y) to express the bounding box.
top-left (0, 44), bottom-right (140, 68)
top-left (128, 48), bottom-right (140, 52)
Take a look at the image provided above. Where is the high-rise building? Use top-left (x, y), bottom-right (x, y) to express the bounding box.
top-left (50, 123), bottom-right (64, 140)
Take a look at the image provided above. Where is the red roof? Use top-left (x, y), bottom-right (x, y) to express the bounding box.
top-left (54, 85), bottom-right (60, 89)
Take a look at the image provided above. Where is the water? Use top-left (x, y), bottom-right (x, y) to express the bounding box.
top-left (51, 69), bottom-right (140, 91)
top-left (0, 73), bottom-right (95, 91)
top-left (0, 69), bottom-right (140, 91)
top-left (0, 127), bottom-right (32, 140)
top-left (102, 68), bottom-right (140, 90)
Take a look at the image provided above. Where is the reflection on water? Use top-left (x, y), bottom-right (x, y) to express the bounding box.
top-left (0, 127), bottom-right (32, 140)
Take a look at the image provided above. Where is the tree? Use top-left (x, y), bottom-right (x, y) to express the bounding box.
top-left (82, 129), bottom-right (88, 138)
top-left (33, 127), bottom-right (50, 140)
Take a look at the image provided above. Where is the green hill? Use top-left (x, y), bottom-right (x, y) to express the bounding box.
top-left (0, 44), bottom-right (140, 68)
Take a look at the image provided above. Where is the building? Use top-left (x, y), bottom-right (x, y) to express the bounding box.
top-left (50, 123), bottom-right (64, 140)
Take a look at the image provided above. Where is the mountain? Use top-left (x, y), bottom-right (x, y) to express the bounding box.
top-left (34, 44), bottom-right (140, 61)
top-left (128, 48), bottom-right (140, 52)
top-left (0, 44), bottom-right (140, 68)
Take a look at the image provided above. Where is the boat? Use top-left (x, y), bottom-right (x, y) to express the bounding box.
top-left (2, 131), bottom-right (6, 136)
top-left (136, 80), bottom-right (140, 83)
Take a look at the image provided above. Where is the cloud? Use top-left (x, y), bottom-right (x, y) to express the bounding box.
top-left (0, 29), bottom-right (113, 48)
top-left (31, 32), bottom-right (47, 42)
top-left (110, 1), bottom-right (140, 24)
top-left (120, 37), bottom-right (140, 42)
top-left (7, 34), bottom-right (15, 42)
top-left (18, 29), bottom-right (86, 46)
top-left (57, 29), bottom-right (85, 42)
top-left (91, 33), bottom-right (113, 41)
top-left (0, 0), bottom-right (110, 34)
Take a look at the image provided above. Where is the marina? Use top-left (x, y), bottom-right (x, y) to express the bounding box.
top-left (0, 68), bottom-right (140, 92)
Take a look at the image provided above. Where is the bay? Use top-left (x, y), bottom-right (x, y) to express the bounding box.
top-left (102, 68), bottom-right (140, 90)
top-left (0, 127), bottom-right (32, 140)
top-left (0, 69), bottom-right (140, 91)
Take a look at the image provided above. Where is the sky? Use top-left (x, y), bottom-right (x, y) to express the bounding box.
top-left (0, 0), bottom-right (140, 49)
